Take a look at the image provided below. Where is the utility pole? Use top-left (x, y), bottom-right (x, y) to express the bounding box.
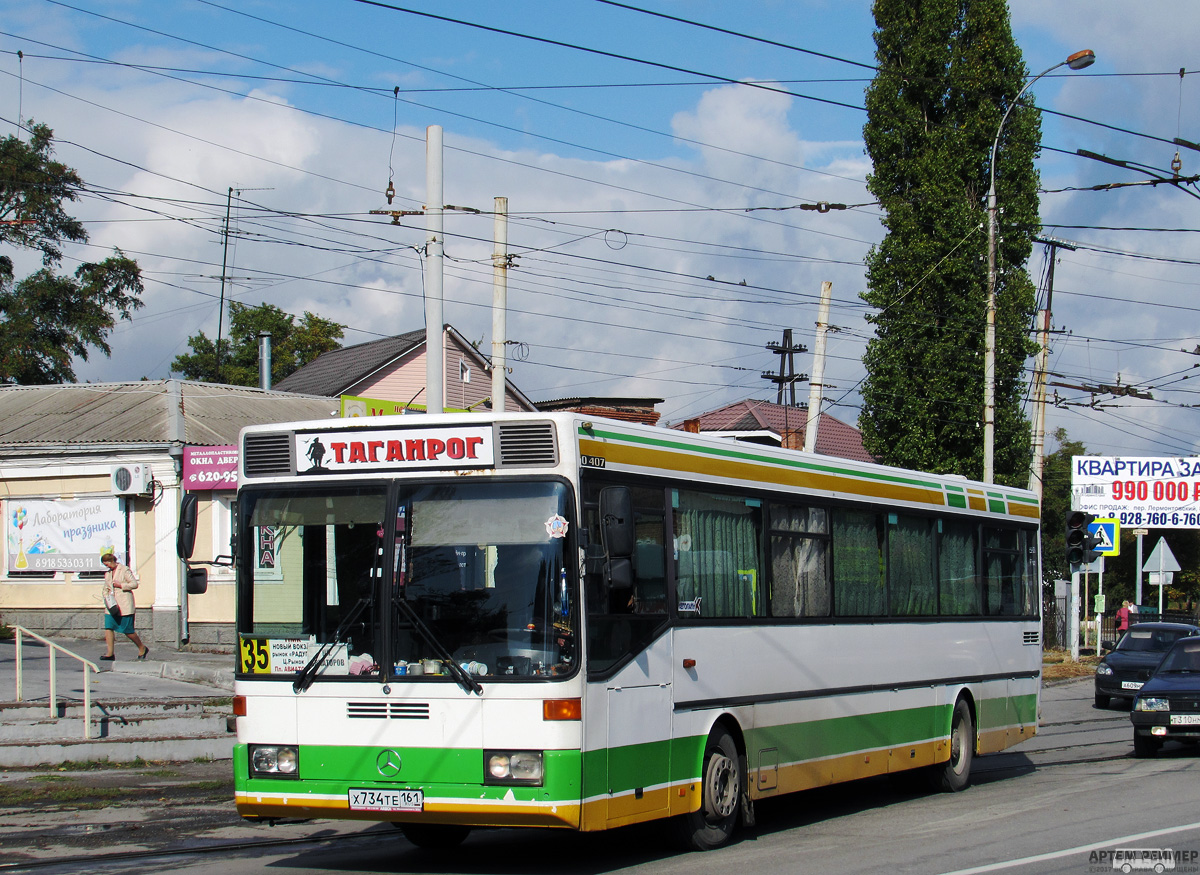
top-left (761, 329), bottom-right (808, 406)
top-left (803, 282), bottom-right (833, 453)
top-left (1028, 237), bottom-right (1075, 497)
top-left (215, 187), bottom-right (232, 383)
top-left (491, 196), bottom-right (508, 413)
top-left (425, 126), bottom-right (444, 415)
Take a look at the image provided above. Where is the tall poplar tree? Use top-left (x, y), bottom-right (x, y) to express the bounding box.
top-left (859, 0), bottom-right (1038, 485)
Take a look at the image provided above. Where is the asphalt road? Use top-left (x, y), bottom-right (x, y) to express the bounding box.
top-left (5, 677), bottom-right (1200, 875)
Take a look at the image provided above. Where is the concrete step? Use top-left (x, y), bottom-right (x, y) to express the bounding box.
top-left (1, 711), bottom-right (231, 742)
top-left (1, 698), bottom-right (215, 721)
top-left (0, 698), bottom-right (236, 766)
top-left (0, 733), bottom-right (236, 767)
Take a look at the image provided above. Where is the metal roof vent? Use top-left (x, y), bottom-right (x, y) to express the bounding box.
top-left (496, 421), bottom-right (557, 467)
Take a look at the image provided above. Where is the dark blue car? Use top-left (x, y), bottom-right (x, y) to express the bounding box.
top-left (1094, 622), bottom-right (1200, 709)
top-left (1130, 636), bottom-right (1200, 757)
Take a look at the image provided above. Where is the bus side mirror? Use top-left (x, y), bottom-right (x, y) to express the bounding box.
top-left (177, 493), bottom-right (198, 560)
top-left (599, 487), bottom-right (635, 596)
top-left (599, 487), bottom-right (635, 558)
top-left (186, 566), bottom-right (209, 595)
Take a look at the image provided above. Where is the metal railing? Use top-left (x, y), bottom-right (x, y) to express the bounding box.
top-left (13, 626), bottom-right (100, 739)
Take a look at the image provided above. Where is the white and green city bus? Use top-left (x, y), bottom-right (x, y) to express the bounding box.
top-left (209, 411), bottom-right (1041, 850)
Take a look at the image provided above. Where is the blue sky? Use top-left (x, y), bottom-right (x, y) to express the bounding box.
top-left (1, 0), bottom-right (1198, 461)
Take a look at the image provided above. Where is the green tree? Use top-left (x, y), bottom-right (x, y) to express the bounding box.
top-left (1040, 428), bottom-right (1086, 585)
top-left (172, 301), bottom-right (343, 387)
top-left (0, 122), bottom-right (143, 383)
top-left (859, 0), bottom-right (1039, 484)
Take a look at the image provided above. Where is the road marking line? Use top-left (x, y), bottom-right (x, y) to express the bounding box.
top-left (938, 819), bottom-right (1200, 874)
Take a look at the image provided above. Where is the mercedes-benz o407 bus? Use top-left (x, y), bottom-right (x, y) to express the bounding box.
top-left (187, 412), bottom-right (1041, 850)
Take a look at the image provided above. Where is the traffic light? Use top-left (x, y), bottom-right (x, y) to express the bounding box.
top-left (1065, 511), bottom-right (1097, 568)
top-left (1082, 522), bottom-right (1104, 564)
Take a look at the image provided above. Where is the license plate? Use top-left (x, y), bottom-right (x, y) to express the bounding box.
top-left (1170, 714), bottom-right (1200, 726)
top-left (1121, 681), bottom-right (1144, 690)
top-left (348, 788), bottom-right (423, 812)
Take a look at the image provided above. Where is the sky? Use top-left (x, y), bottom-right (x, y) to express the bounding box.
top-left (1, 0), bottom-right (1198, 463)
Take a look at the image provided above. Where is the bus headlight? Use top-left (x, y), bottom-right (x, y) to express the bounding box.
top-left (1135, 697), bottom-right (1169, 712)
top-left (484, 750), bottom-right (544, 786)
top-left (250, 744), bottom-right (300, 779)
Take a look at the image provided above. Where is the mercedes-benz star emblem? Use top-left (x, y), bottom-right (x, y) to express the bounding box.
top-left (376, 749), bottom-right (402, 777)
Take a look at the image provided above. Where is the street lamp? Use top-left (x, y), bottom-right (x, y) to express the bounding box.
top-left (983, 48), bottom-right (1095, 484)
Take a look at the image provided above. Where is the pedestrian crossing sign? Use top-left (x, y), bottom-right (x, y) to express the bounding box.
top-left (1090, 518), bottom-right (1119, 557)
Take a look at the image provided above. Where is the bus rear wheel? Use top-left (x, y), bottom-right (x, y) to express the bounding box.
top-left (396, 822), bottom-right (471, 849)
top-left (676, 727), bottom-right (743, 851)
top-left (932, 698), bottom-right (974, 792)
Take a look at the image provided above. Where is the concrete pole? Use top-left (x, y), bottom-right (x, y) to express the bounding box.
top-left (803, 281), bottom-right (832, 453)
top-left (1028, 306), bottom-right (1049, 497)
top-left (425, 125), bottom-right (444, 415)
top-left (984, 181), bottom-right (997, 484)
top-left (1070, 571), bottom-right (1080, 661)
top-left (491, 196), bottom-right (508, 413)
top-left (1136, 532), bottom-right (1144, 605)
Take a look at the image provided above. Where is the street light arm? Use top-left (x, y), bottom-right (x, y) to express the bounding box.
top-left (983, 49), bottom-right (1094, 486)
top-left (988, 60), bottom-right (1069, 201)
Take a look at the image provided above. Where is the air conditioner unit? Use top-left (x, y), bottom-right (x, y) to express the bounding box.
top-left (110, 464), bottom-right (151, 496)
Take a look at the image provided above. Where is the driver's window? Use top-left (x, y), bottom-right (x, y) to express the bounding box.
top-left (582, 479), bottom-right (668, 676)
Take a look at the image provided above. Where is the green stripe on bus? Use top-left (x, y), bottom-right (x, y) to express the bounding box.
top-left (579, 425), bottom-right (945, 491)
top-left (579, 425), bottom-right (1039, 516)
top-left (232, 692), bottom-right (1038, 801)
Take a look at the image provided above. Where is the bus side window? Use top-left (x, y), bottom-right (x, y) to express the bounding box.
top-left (768, 503), bottom-right (829, 618)
top-left (674, 489), bottom-right (763, 619)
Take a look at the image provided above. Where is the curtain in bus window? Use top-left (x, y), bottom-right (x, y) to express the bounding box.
top-left (769, 500), bottom-right (829, 617)
top-left (983, 527), bottom-right (1023, 615)
top-left (1023, 530), bottom-right (1039, 616)
top-left (939, 518), bottom-right (980, 615)
top-left (769, 534), bottom-right (830, 617)
top-left (888, 514), bottom-right (936, 616)
top-left (832, 509), bottom-right (885, 616)
top-left (675, 491), bottom-right (762, 619)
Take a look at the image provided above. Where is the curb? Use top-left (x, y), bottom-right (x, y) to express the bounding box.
top-left (111, 660), bottom-right (234, 691)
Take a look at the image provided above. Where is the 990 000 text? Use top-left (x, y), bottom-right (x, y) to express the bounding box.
top-left (1111, 480), bottom-right (1200, 502)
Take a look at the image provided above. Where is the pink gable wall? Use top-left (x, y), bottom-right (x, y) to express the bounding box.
top-left (347, 333), bottom-right (532, 412)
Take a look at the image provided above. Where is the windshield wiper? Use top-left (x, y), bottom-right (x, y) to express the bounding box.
top-left (293, 597), bottom-right (371, 693)
top-left (392, 594), bottom-right (482, 695)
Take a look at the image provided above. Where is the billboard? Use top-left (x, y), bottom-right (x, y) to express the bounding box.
top-left (182, 445), bottom-right (238, 491)
top-left (6, 497), bottom-right (126, 572)
top-left (1072, 456), bottom-right (1200, 529)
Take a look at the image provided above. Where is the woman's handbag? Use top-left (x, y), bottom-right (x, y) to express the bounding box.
top-left (103, 591), bottom-right (122, 619)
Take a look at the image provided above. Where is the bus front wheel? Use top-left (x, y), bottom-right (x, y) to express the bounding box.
top-left (932, 698), bottom-right (974, 792)
top-left (676, 727), bottom-right (743, 851)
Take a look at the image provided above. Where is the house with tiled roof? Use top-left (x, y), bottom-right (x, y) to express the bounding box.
top-left (674, 398), bottom-right (874, 463)
top-left (535, 396), bottom-right (663, 426)
top-left (273, 325), bottom-right (537, 413)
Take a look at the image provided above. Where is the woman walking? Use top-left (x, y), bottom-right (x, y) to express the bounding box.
top-left (100, 552), bottom-right (149, 661)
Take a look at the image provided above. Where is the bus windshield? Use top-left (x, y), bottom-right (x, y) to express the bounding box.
top-left (237, 480), bottom-right (577, 682)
